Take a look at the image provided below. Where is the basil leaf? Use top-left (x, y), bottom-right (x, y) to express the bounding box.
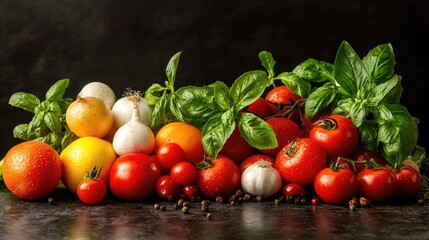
top-left (292, 58), bottom-right (335, 83)
top-left (349, 100), bottom-right (368, 127)
top-left (61, 126), bottom-right (75, 152)
top-left (367, 75), bottom-right (399, 106)
top-left (44, 112), bottom-right (62, 133)
top-left (202, 110), bottom-right (235, 158)
top-left (259, 51), bottom-right (276, 78)
top-left (332, 98), bottom-right (353, 117)
top-left (166, 52), bottom-right (182, 86)
top-left (144, 83), bottom-right (166, 105)
top-left (170, 85), bottom-right (220, 129)
top-left (9, 92), bottom-right (40, 113)
top-left (358, 120), bottom-right (379, 153)
top-left (362, 43), bottom-right (395, 85)
top-left (238, 113), bottom-right (277, 149)
top-left (213, 81), bottom-right (233, 111)
top-left (376, 104), bottom-right (418, 166)
top-left (46, 79), bottom-right (69, 102)
top-left (150, 93), bottom-right (171, 130)
top-left (231, 70), bottom-right (268, 111)
top-left (276, 72), bottom-right (311, 99)
top-left (305, 83), bottom-right (339, 122)
top-left (13, 124), bottom-right (30, 140)
top-left (411, 145), bottom-right (426, 168)
top-left (334, 41), bottom-right (373, 96)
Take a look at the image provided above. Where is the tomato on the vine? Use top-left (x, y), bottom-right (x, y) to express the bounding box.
top-left (246, 97), bottom-right (278, 118)
top-left (109, 153), bottom-right (161, 201)
top-left (265, 85), bottom-right (302, 124)
top-left (196, 156), bottom-right (241, 200)
top-left (351, 147), bottom-right (387, 173)
top-left (314, 167), bottom-right (358, 205)
top-left (170, 161), bottom-right (198, 185)
top-left (358, 167), bottom-right (397, 202)
top-left (309, 114), bottom-right (359, 159)
top-left (393, 166), bottom-right (421, 200)
top-left (77, 166), bottom-right (107, 205)
top-left (275, 138), bottom-right (327, 186)
top-left (260, 118), bottom-right (304, 157)
top-left (156, 175), bottom-right (181, 199)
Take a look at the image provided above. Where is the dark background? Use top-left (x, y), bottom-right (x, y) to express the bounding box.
top-left (1, 0), bottom-right (428, 157)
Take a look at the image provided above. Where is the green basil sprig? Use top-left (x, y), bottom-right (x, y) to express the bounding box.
top-left (8, 79), bottom-right (75, 153)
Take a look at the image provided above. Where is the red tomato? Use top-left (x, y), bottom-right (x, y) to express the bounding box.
top-left (283, 183), bottom-right (306, 197)
top-left (109, 153), bottom-right (161, 201)
top-left (246, 97), bottom-right (278, 118)
top-left (265, 85), bottom-right (302, 123)
top-left (196, 156), bottom-right (241, 200)
top-left (309, 114), bottom-right (359, 159)
top-left (220, 124), bottom-right (256, 165)
top-left (351, 147), bottom-right (387, 173)
top-left (181, 185), bottom-right (200, 200)
top-left (358, 168), bottom-right (397, 202)
top-left (156, 175), bottom-right (181, 199)
top-left (239, 154), bottom-right (275, 173)
top-left (260, 118), bottom-right (304, 157)
top-left (170, 161), bottom-right (198, 185)
top-left (314, 168), bottom-right (358, 205)
top-left (156, 142), bottom-right (186, 169)
top-left (393, 166), bottom-right (421, 200)
top-left (77, 178), bottom-right (107, 205)
top-left (302, 112), bottom-right (330, 136)
top-left (275, 138), bottom-right (327, 185)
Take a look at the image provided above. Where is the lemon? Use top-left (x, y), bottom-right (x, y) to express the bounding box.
top-left (60, 136), bottom-right (117, 193)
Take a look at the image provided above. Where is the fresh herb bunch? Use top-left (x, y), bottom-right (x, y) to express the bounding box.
top-left (8, 79), bottom-right (75, 153)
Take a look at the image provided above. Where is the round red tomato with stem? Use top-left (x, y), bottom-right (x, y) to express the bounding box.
top-left (181, 185), bottom-right (200, 200)
top-left (260, 118), bottom-right (304, 157)
top-left (358, 167), bottom-right (397, 202)
top-left (156, 175), bottom-right (181, 200)
top-left (393, 166), bottom-right (421, 200)
top-left (275, 138), bottom-right (327, 186)
top-left (77, 166), bottom-right (107, 205)
top-left (196, 156), bottom-right (241, 200)
top-left (109, 153), bottom-right (161, 201)
top-left (156, 142), bottom-right (186, 169)
top-left (170, 161), bottom-right (198, 185)
top-left (220, 124), bottom-right (256, 165)
top-left (314, 161), bottom-right (359, 205)
top-left (351, 147), bottom-right (387, 173)
top-left (246, 97), bottom-right (278, 118)
top-left (239, 154), bottom-right (275, 173)
top-left (283, 183), bottom-right (306, 197)
top-left (265, 85), bottom-right (302, 123)
top-left (309, 114), bottom-right (359, 159)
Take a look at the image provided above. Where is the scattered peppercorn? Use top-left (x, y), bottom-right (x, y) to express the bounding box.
top-left (235, 189), bottom-right (244, 197)
top-left (274, 198), bottom-right (281, 206)
top-left (177, 199), bottom-right (184, 208)
top-left (201, 200), bottom-right (210, 207)
top-left (243, 194), bottom-right (252, 202)
top-left (182, 206), bottom-right (189, 214)
top-left (256, 196), bottom-right (263, 202)
top-left (47, 197), bottom-right (55, 205)
top-left (154, 203), bottom-right (161, 210)
top-left (160, 205), bottom-right (166, 211)
top-left (201, 205), bottom-right (209, 212)
top-left (206, 213), bottom-right (213, 219)
top-left (359, 197), bottom-right (370, 207)
top-left (167, 195), bottom-right (175, 202)
top-left (173, 203), bottom-right (179, 210)
top-left (216, 196), bottom-right (224, 203)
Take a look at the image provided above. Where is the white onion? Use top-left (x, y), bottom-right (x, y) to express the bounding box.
top-left (241, 160), bottom-right (282, 198)
top-left (112, 89), bottom-right (152, 129)
top-left (78, 82), bottom-right (116, 109)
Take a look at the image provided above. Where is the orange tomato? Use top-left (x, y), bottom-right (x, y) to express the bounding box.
top-left (155, 122), bottom-right (204, 163)
top-left (3, 141), bottom-right (62, 201)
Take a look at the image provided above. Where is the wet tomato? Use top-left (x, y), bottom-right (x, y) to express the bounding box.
top-left (156, 142), bottom-right (186, 169)
top-left (246, 97), bottom-right (278, 118)
top-left (314, 167), bottom-right (358, 205)
top-left (170, 161), bottom-right (198, 186)
top-left (156, 175), bottom-right (181, 199)
top-left (77, 178), bottom-right (107, 205)
top-left (283, 183), bottom-right (306, 197)
top-left (358, 167), bottom-right (397, 202)
top-left (393, 166), bottom-right (421, 200)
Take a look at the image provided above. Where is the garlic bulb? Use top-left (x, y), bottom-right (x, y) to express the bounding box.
top-left (241, 160), bottom-right (282, 198)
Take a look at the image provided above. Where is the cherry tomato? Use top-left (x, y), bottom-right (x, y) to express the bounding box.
top-left (275, 138), bottom-right (327, 185)
top-left (220, 124), bottom-right (256, 164)
top-left (314, 167), bottom-right (358, 205)
top-left (170, 161), bottom-right (198, 185)
top-left (196, 156), bottom-right (241, 200)
top-left (351, 147), bottom-right (387, 173)
top-left (283, 183), bottom-right (306, 197)
top-left (261, 118), bottom-right (304, 157)
top-left (157, 142), bottom-right (186, 169)
top-left (246, 97), bottom-right (278, 118)
top-left (77, 178), bottom-right (107, 205)
top-left (156, 175), bottom-right (181, 199)
top-left (265, 85), bottom-right (302, 123)
top-left (109, 153), bottom-right (161, 201)
top-left (239, 154), bottom-right (275, 173)
top-left (309, 114), bottom-right (359, 159)
top-left (393, 166), bottom-right (421, 200)
top-left (358, 167), bottom-right (397, 202)
top-left (181, 185), bottom-right (200, 200)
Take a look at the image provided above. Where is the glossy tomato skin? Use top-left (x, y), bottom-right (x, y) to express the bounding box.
top-left (239, 154), bottom-right (275, 173)
top-left (181, 185), bottom-right (200, 201)
top-left (283, 183), bottom-right (306, 197)
top-left (314, 168), bottom-right (358, 205)
top-left (393, 166), bottom-right (421, 200)
top-left (156, 142), bottom-right (186, 169)
top-left (309, 114), bottom-right (359, 159)
top-left (265, 85), bottom-right (302, 123)
top-left (358, 168), bottom-right (397, 202)
top-left (261, 118), bottom-right (304, 157)
top-left (220, 124), bottom-right (256, 165)
top-left (156, 175), bottom-right (181, 199)
top-left (352, 147), bottom-right (387, 173)
top-left (246, 97), bottom-right (278, 118)
top-left (275, 138), bottom-right (327, 186)
top-left (170, 161), bottom-right (198, 185)
top-left (77, 179), bottom-right (107, 205)
top-left (196, 156), bottom-right (241, 200)
top-left (109, 153), bottom-right (161, 201)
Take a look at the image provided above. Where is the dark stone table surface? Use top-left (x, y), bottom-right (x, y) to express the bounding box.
top-left (1, 183), bottom-right (428, 240)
